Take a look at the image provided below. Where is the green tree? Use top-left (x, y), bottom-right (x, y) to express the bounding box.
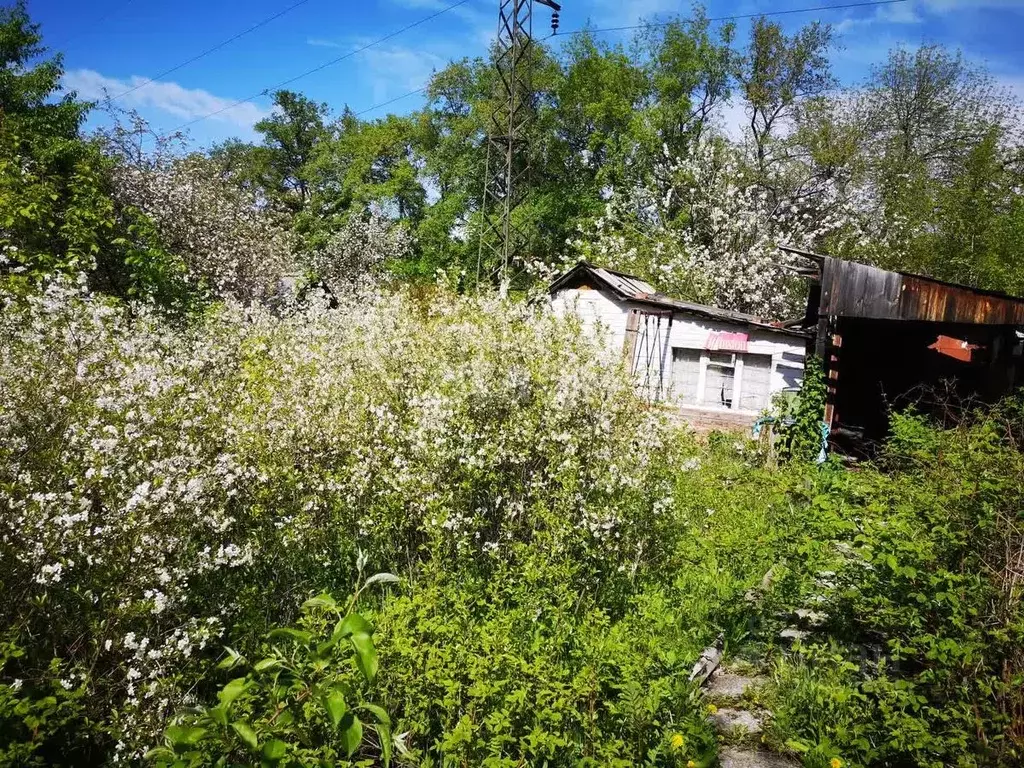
top-left (738, 17), bottom-right (835, 185)
top-left (855, 45), bottom-right (1024, 285)
top-left (0, 1), bottom-right (107, 278)
top-left (217, 89), bottom-right (329, 215)
top-left (640, 13), bottom-right (736, 170)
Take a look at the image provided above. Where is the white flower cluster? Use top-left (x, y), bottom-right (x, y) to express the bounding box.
top-left (304, 212), bottom-right (413, 294)
top-left (102, 127), bottom-right (297, 304)
top-left (572, 138), bottom-right (884, 317)
top-left (0, 273), bottom-right (676, 754)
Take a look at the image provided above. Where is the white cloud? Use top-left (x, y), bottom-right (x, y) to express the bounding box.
top-left (386, 0), bottom-right (493, 46)
top-left (388, 0), bottom-right (491, 26)
top-left (307, 37), bottom-right (342, 48)
top-left (356, 44), bottom-right (447, 106)
top-left (63, 69), bottom-right (269, 129)
top-left (835, 1), bottom-right (922, 33)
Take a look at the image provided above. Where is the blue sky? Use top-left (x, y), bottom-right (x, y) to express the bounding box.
top-left (29, 0), bottom-right (1024, 148)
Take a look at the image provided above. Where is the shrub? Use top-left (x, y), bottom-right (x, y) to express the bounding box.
top-left (765, 404), bottom-right (1024, 767)
top-left (149, 567), bottom-right (397, 768)
top-left (9, 271), bottom-right (1017, 766)
top-left (0, 275), bottom-right (737, 762)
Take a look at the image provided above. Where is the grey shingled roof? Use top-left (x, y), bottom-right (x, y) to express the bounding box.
top-left (549, 261), bottom-right (810, 338)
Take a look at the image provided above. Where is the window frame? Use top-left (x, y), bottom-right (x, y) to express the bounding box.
top-left (671, 347), bottom-right (777, 413)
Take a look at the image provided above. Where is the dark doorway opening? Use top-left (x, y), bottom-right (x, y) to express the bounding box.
top-left (827, 319), bottom-right (1022, 453)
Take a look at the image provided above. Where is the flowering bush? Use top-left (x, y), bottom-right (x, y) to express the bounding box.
top-left (0, 274), bottom-right (699, 761)
top-left (303, 211), bottom-right (413, 294)
top-left (572, 138), bottom-right (875, 317)
top-left (100, 119), bottom-right (297, 305)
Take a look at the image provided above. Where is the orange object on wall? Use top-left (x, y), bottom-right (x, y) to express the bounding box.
top-left (928, 334), bottom-right (980, 362)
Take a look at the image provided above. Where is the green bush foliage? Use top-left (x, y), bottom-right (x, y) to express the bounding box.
top-left (765, 406), bottom-right (1024, 767)
top-left (149, 568), bottom-right (396, 768)
top-left (0, 278), bottom-right (792, 765)
top-left (3, 274), bottom-right (1022, 766)
top-left (774, 356), bottom-right (828, 463)
top-left (3, 274), bottom-right (1023, 766)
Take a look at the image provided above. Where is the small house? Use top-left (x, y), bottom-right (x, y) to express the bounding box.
top-left (550, 262), bottom-right (809, 430)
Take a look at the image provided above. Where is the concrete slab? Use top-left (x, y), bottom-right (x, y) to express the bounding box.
top-left (710, 708), bottom-right (763, 735)
top-left (706, 670), bottom-right (767, 700)
top-left (719, 746), bottom-right (800, 768)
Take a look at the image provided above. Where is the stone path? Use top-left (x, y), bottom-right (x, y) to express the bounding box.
top-left (699, 564), bottom-right (842, 766)
top-left (707, 670), bottom-right (766, 700)
top-left (703, 667), bottom-right (799, 768)
top-left (719, 746), bottom-right (802, 768)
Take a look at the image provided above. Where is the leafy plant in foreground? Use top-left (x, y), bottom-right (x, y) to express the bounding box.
top-left (148, 566), bottom-right (400, 767)
top-left (765, 404), bottom-right (1024, 767)
top-left (774, 356), bottom-right (827, 463)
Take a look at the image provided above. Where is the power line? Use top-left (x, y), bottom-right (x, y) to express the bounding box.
top-left (354, 86), bottom-right (429, 117)
top-left (112, 0), bottom-right (317, 102)
top-left (347, 0), bottom-right (909, 119)
top-left (166, 0), bottom-right (906, 135)
top-left (162, 0), bottom-right (473, 136)
top-left (576, 0), bottom-right (909, 36)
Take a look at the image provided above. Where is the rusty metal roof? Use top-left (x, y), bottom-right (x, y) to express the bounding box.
top-left (779, 246), bottom-right (1024, 326)
top-left (549, 261), bottom-right (810, 337)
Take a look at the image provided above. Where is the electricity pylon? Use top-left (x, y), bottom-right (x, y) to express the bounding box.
top-left (476, 0), bottom-right (560, 294)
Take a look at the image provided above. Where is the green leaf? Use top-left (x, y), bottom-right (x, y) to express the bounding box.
top-left (166, 724), bottom-right (207, 747)
top-left (253, 657), bottom-right (281, 672)
top-left (350, 631), bottom-right (378, 684)
top-left (784, 739), bottom-right (810, 754)
top-left (334, 613), bottom-right (373, 640)
top-left (206, 705), bottom-right (228, 727)
top-left (301, 592), bottom-right (337, 611)
top-left (339, 712), bottom-right (364, 758)
top-left (217, 646), bottom-right (243, 670)
top-left (275, 708), bottom-right (295, 727)
top-left (231, 721), bottom-right (259, 752)
top-left (363, 572), bottom-right (400, 589)
top-left (322, 688), bottom-right (347, 729)
top-left (267, 627), bottom-right (314, 645)
top-left (261, 738), bottom-right (288, 763)
top-left (218, 677), bottom-right (248, 710)
top-left (143, 747), bottom-right (177, 761)
top-left (360, 703), bottom-right (391, 727)
top-left (316, 638), bottom-right (340, 658)
top-left (378, 723), bottom-right (392, 767)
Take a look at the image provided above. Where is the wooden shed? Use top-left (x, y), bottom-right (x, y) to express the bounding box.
top-left (783, 246), bottom-right (1024, 451)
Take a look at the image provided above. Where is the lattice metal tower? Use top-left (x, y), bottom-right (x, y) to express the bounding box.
top-left (477, 0), bottom-right (560, 293)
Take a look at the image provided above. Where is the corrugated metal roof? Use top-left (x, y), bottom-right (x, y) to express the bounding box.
top-left (589, 266), bottom-right (659, 298)
top-left (778, 247), bottom-right (1024, 326)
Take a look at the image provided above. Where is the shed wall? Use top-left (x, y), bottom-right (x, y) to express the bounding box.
top-left (550, 287), bottom-right (632, 351)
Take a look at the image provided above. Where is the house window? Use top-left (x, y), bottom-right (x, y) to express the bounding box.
top-left (672, 348), bottom-right (701, 404)
top-left (671, 348), bottom-right (778, 412)
top-left (703, 352), bottom-right (736, 408)
top-left (739, 353), bottom-right (773, 411)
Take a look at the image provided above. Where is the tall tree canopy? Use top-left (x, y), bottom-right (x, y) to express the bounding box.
top-left (4, 1), bottom-right (1023, 311)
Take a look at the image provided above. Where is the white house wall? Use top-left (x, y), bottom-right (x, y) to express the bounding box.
top-left (550, 287), bottom-right (631, 352)
top-left (643, 307), bottom-right (806, 397)
top-left (552, 287), bottom-right (806, 419)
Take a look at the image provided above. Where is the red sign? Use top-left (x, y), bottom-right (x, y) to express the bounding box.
top-left (706, 332), bottom-right (749, 353)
